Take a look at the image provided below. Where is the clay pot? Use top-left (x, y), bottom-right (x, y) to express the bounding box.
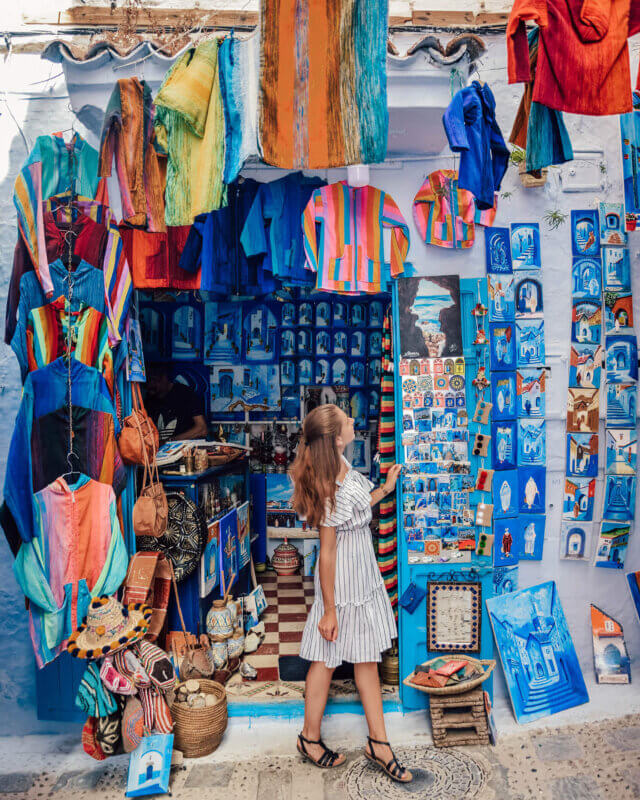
top-left (226, 598), bottom-right (239, 628)
top-left (210, 639), bottom-right (228, 670)
top-left (272, 539), bottom-right (300, 576)
top-left (206, 599), bottom-right (234, 640)
top-left (227, 630), bottom-right (245, 659)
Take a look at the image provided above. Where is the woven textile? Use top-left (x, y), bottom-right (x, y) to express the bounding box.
top-left (376, 306), bottom-right (398, 616)
top-left (258, 0), bottom-right (388, 168)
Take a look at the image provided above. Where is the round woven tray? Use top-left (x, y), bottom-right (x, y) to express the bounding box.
top-left (171, 680), bottom-right (228, 758)
top-left (403, 656), bottom-right (495, 696)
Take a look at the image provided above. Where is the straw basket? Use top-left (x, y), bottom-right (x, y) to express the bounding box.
top-left (171, 680), bottom-right (228, 758)
top-left (403, 656), bottom-right (495, 696)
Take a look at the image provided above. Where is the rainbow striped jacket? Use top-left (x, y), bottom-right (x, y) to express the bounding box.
top-left (303, 182), bottom-right (410, 294)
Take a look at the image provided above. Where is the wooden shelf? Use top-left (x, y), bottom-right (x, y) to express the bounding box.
top-left (267, 527), bottom-right (318, 540)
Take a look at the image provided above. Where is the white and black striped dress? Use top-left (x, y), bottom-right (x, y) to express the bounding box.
top-left (299, 461), bottom-right (397, 668)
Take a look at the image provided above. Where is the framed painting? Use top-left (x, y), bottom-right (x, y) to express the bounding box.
top-left (516, 319), bottom-right (545, 367)
top-left (602, 246), bottom-right (631, 291)
top-left (511, 223), bottom-right (541, 268)
top-left (489, 323), bottom-right (516, 371)
top-left (562, 477), bottom-right (596, 521)
top-left (203, 302), bottom-right (242, 365)
top-left (517, 419), bottom-right (546, 465)
top-left (571, 301), bottom-right (602, 345)
top-left (599, 202), bottom-right (626, 246)
top-left (559, 521), bottom-right (594, 561)
top-left (488, 274), bottom-right (516, 321)
top-left (571, 209), bottom-right (600, 257)
top-left (594, 522), bottom-right (631, 569)
top-left (315, 301), bottom-right (331, 327)
top-left (568, 343), bottom-right (602, 389)
top-left (567, 387), bottom-right (599, 433)
top-left (486, 581), bottom-right (589, 724)
top-left (397, 276), bottom-right (463, 358)
top-left (566, 432), bottom-right (599, 478)
top-left (171, 304), bottom-right (202, 360)
top-left (491, 372), bottom-right (517, 420)
top-left (605, 429), bottom-right (637, 475)
top-left (604, 292), bottom-right (633, 335)
top-left (219, 508), bottom-right (239, 593)
top-left (333, 301), bottom-right (348, 326)
top-left (605, 383), bottom-right (637, 428)
top-left (591, 605), bottom-right (631, 684)
top-left (602, 476), bottom-right (636, 521)
top-left (280, 329), bottom-right (296, 357)
top-left (517, 368), bottom-right (546, 417)
top-left (514, 271), bottom-right (544, 317)
top-left (200, 518), bottom-right (220, 598)
top-left (605, 334), bottom-right (638, 383)
top-left (211, 364), bottom-right (280, 412)
top-left (427, 581), bottom-right (481, 653)
top-left (243, 304), bottom-right (278, 363)
top-left (518, 515), bottom-right (545, 560)
top-left (484, 226), bottom-right (513, 274)
top-left (571, 257), bottom-right (602, 300)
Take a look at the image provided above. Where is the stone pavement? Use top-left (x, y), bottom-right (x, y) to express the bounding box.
top-left (1, 714), bottom-right (639, 799)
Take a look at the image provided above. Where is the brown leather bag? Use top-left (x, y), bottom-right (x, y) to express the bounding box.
top-left (133, 450), bottom-right (168, 538)
top-left (119, 383), bottom-right (159, 466)
top-left (121, 551), bottom-right (172, 642)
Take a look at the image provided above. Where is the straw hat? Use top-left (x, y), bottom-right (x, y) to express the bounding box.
top-left (67, 596), bottom-right (152, 659)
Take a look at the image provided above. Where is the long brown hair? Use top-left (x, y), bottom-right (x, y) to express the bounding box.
top-left (290, 404), bottom-right (344, 529)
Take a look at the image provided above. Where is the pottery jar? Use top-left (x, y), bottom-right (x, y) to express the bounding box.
top-left (272, 540), bottom-right (300, 576)
top-left (206, 599), bottom-right (234, 639)
top-left (210, 639), bottom-right (228, 670)
top-left (226, 598), bottom-right (238, 628)
top-left (227, 630), bottom-right (245, 659)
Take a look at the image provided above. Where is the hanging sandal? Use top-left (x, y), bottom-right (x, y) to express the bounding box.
top-left (297, 733), bottom-right (345, 769)
top-left (364, 736), bottom-right (411, 783)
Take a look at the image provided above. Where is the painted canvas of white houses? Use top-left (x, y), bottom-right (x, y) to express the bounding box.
top-left (487, 581), bottom-right (589, 724)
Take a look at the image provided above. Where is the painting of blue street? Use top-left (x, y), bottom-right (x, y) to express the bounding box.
top-left (487, 581), bottom-right (589, 724)
top-left (511, 223), bottom-right (541, 269)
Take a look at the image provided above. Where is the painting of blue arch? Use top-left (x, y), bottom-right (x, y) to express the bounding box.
top-left (605, 334), bottom-right (638, 383)
top-left (517, 419), bottom-right (546, 465)
top-left (602, 475), bottom-right (636, 521)
top-left (571, 257), bottom-right (602, 300)
top-left (486, 581), bottom-right (589, 724)
top-left (511, 223), bottom-right (541, 269)
top-left (571, 209), bottom-right (600, 257)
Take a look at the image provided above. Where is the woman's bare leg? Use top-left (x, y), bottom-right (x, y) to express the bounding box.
top-left (300, 661), bottom-right (345, 765)
top-left (353, 662), bottom-right (412, 782)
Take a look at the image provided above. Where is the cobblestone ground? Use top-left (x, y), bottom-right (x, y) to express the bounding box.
top-left (1, 714), bottom-right (639, 800)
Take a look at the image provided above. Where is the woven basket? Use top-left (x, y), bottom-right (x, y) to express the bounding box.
top-left (171, 680), bottom-right (228, 758)
top-left (403, 656), bottom-right (495, 696)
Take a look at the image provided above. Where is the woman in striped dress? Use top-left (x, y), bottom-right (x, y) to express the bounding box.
top-left (291, 404), bottom-right (412, 783)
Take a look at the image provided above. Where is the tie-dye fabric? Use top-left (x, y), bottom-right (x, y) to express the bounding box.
top-left (258, 0), bottom-right (388, 169)
top-left (303, 182), bottom-right (409, 294)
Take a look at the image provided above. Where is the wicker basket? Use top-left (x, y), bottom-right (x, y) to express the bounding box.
top-left (171, 680), bottom-right (228, 758)
top-left (403, 656), bottom-right (495, 696)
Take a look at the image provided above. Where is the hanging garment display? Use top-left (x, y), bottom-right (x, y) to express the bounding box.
top-left (257, 0), bottom-right (388, 169)
top-left (443, 81), bottom-right (509, 210)
top-left (154, 39), bottom-right (227, 226)
top-left (507, 0), bottom-right (640, 117)
top-left (412, 170), bottom-right (497, 249)
top-left (218, 32), bottom-right (259, 184)
top-left (99, 77), bottom-right (166, 231)
top-left (119, 224), bottom-right (194, 290)
top-left (509, 27), bottom-right (573, 172)
top-left (12, 475), bottom-right (128, 667)
top-left (303, 182), bottom-right (409, 294)
top-left (241, 172), bottom-right (325, 287)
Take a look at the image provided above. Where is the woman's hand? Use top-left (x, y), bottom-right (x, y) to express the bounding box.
top-left (383, 464), bottom-right (402, 495)
top-left (318, 607), bottom-right (338, 641)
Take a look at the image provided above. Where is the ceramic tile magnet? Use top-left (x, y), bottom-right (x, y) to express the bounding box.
top-left (475, 502), bottom-right (494, 527)
top-left (473, 399), bottom-right (493, 425)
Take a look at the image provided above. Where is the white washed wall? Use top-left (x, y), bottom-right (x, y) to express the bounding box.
top-left (0, 33), bottom-right (638, 734)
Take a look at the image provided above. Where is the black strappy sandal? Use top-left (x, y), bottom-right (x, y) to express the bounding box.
top-left (297, 733), bottom-right (345, 769)
top-left (364, 736), bottom-right (411, 783)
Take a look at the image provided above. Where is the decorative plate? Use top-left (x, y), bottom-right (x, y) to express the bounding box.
top-left (449, 375), bottom-right (465, 391)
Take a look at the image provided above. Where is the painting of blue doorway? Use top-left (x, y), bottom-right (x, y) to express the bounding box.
top-left (517, 368), bottom-right (546, 417)
top-left (605, 334), bottom-right (638, 383)
top-left (493, 566), bottom-right (518, 596)
top-left (559, 521), bottom-right (593, 561)
top-left (602, 247), bottom-right (631, 291)
top-left (605, 429), bottom-right (637, 475)
top-left (599, 202), bottom-right (626, 246)
top-left (486, 581), bottom-right (589, 724)
top-left (562, 477), bottom-right (596, 521)
top-left (492, 420), bottom-right (518, 470)
top-left (571, 301), bottom-right (602, 345)
top-left (485, 227), bottom-right (513, 274)
top-left (489, 323), bottom-right (516, 371)
top-left (602, 476), bottom-right (636, 521)
top-left (491, 372), bottom-right (517, 420)
top-left (514, 271), bottom-right (544, 317)
top-left (516, 320), bottom-right (545, 366)
top-left (571, 257), bottom-right (602, 300)
top-left (594, 522), bottom-right (631, 569)
top-left (519, 467), bottom-right (546, 513)
top-left (517, 515), bottom-right (545, 560)
top-left (510, 223), bottom-right (541, 269)
top-left (565, 432), bottom-right (599, 478)
top-left (494, 519), bottom-right (520, 567)
top-left (517, 419), bottom-right (546, 465)
top-left (493, 470), bottom-right (519, 519)
top-left (606, 383), bottom-right (637, 427)
top-left (571, 210), bottom-right (600, 257)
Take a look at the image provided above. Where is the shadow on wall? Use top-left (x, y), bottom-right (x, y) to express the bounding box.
top-left (0, 93), bottom-right (83, 736)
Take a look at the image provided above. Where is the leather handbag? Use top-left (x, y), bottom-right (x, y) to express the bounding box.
top-left (133, 450), bottom-right (168, 538)
top-left (121, 552), bottom-right (172, 642)
top-left (167, 563), bottom-right (214, 681)
top-left (119, 383), bottom-right (159, 466)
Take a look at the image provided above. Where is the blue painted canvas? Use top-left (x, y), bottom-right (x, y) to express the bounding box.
top-left (493, 566), bottom-right (519, 596)
top-left (485, 226), bottom-right (513, 273)
top-left (315, 330), bottom-right (331, 356)
top-left (172, 304), bottom-right (202, 360)
top-left (315, 358), bottom-right (330, 385)
top-left (489, 323), bottom-right (516, 371)
top-left (487, 581), bottom-right (589, 723)
top-left (602, 246), bottom-right (631, 291)
top-left (566, 433), bottom-right (599, 477)
top-left (492, 420), bottom-right (518, 470)
top-left (571, 209), bottom-right (600, 257)
top-left (298, 358), bottom-right (313, 385)
top-left (595, 522), bottom-right (631, 569)
top-left (333, 301), bottom-right (348, 326)
top-left (517, 368), bottom-right (546, 417)
top-left (126, 733), bottom-right (173, 797)
top-left (297, 328), bottom-right (313, 355)
top-left (315, 301), bottom-right (331, 327)
top-left (139, 306), bottom-right (167, 360)
top-left (606, 383), bottom-right (637, 427)
top-left (243, 305), bottom-right (277, 362)
top-left (571, 300), bottom-right (602, 345)
top-left (494, 518), bottom-right (521, 566)
top-left (511, 223), bottom-right (541, 268)
top-left (569, 343), bottom-right (602, 389)
top-left (605, 429), bottom-right (637, 475)
top-left (517, 419), bottom-right (546, 465)
top-left (488, 274), bottom-right (516, 321)
top-left (491, 372), bottom-right (517, 420)
top-left (219, 508), bottom-right (239, 593)
top-left (203, 302), bottom-right (242, 365)
top-left (516, 319), bottom-right (545, 367)
top-left (514, 271), bottom-right (544, 317)
top-left (604, 292), bottom-right (633, 334)
top-left (599, 202), bottom-right (626, 246)
top-left (211, 364), bottom-right (280, 412)
top-left (280, 329), bottom-right (295, 356)
top-left (562, 477), bottom-right (596, 521)
top-left (518, 515), bottom-right (545, 560)
top-left (605, 334), bottom-right (638, 383)
top-left (602, 476), bottom-right (636, 521)
top-left (560, 521), bottom-right (594, 560)
top-left (571, 257), bottom-right (602, 300)
top-left (519, 466), bottom-right (545, 513)
top-left (493, 470), bottom-right (519, 518)
top-left (626, 571), bottom-right (640, 624)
